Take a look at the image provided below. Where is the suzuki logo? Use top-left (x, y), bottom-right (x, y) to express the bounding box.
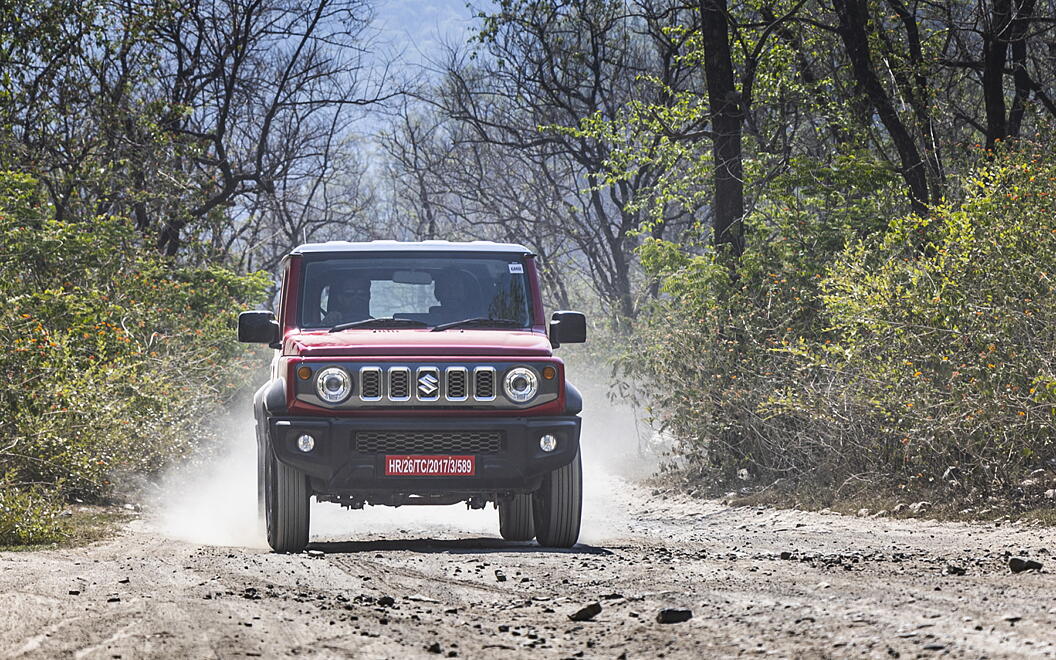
top-left (417, 372), bottom-right (439, 397)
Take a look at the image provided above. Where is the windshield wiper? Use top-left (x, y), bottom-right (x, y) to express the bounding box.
top-left (329, 317), bottom-right (430, 332)
top-left (430, 317), bottom-right (523, 332)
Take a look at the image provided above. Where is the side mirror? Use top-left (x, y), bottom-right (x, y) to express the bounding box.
top-left (549, 310), bottom-right (587, 348)
top-left (238, 311), bottom-right (280, 345)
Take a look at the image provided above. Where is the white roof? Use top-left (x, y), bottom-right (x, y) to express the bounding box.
top-left (290, 240), bottom-right (534, 256)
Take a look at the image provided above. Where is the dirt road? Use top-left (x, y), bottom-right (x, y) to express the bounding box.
top-left (2, 474), bottom-right (1054, 659)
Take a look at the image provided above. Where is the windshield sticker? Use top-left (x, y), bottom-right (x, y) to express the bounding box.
top-left (508, 263), bottom-right (524, 273)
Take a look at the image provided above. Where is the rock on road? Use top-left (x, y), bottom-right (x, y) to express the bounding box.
top-left (1, 477), bottom-right (1054, 659)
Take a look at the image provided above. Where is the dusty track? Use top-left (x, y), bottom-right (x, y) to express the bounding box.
top-left (2, 478), bottom-right (1054, 659)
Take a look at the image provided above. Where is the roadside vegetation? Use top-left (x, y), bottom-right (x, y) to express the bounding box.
top-left (1, 0), bottom-right (359, 544)
top-left (0, 173), bottom-right (267, 544)
top-left (2, 0), bottom-right (1055, 544)
top-left (623, 143), bottom-right (1056, 505)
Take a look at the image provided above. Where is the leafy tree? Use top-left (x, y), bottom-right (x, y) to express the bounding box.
top-left (407, 0), bottom-right (701, 320)
top-left (1, 0), bottom-right (383, 264)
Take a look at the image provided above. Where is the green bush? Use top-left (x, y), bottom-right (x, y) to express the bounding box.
top-left (626, 144), bottom-right (1056, 500)
top-left (622, 153), bottom-right (902, 486)
top-left (816, 143), bottom-right (1056, 494)
top-left (0, 473), bottom-right (66, 546)
top-left (0, 172), bottom-right (268, 544)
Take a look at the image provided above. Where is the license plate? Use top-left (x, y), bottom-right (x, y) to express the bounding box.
top-left (384, 455), bottom-right (476, 476)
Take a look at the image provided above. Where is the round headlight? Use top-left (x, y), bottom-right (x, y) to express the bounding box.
top-left (503, 367), bottom-right (539, 403)
top-left (316, 366), bottom-right (352, 403)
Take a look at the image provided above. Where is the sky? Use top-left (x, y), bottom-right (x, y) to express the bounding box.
top-left (370, 0), bottom-right (481, 69)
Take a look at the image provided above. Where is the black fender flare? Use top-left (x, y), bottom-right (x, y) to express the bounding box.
top-left (264, 378), bottom-right (287, 415)
top-left (253, 378), bottom-right (287, 426)
top-left (563, 381), bottom-right (582, 415)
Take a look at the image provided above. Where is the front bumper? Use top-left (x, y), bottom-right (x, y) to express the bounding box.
top-left (266, 415), bottom-right (581, 497)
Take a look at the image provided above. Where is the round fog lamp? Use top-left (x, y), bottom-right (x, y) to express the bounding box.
top-left (503, 367), bottom-right (539, 403)
top-left (296, 434), bottom-right (315, 453)
top-left (539, 434), bottom-right (558, 452)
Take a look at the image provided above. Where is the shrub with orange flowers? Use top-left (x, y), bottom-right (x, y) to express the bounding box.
top-left (0, 172), bottom-right (269, 544)
top-left (623, 143), bottom-right (1056, 505)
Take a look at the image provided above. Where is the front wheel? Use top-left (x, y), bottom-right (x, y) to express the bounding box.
top-left (532, 451), bottom-right (582, 548)
top-left (263, 439), bottom-right (310, 553)
top-left (256, 435), bottom-right (266, 537)
top-left (498, 493), bottom-right (535, 541)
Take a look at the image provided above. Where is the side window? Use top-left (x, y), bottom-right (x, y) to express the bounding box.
top-left (277, 262), bottom-right (290, 326)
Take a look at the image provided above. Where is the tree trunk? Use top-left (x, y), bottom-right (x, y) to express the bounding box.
top-left (982, 0), bottom-right (1012, 148)
top-left (1006, 0), bottom-right (1037, 138)
top-left (884, 0), bottom-right (945, 201)
top-left (698, 0), bottom-right (745, 259)
top-left (834, 0), bottom-right (929, 217)
top-left (157, 219), bottom-right (185, 257)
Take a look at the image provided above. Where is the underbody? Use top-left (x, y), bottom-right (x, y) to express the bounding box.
top-left (263, 413), bottom-right (582, 506)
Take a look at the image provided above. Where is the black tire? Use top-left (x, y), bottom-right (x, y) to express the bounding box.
top-left (498, 493), bottom-right (535, 541)
top-left (256, 435), bottom-right (266, 536)
top-left (263, 439), bottom-right (310, 553)
top-left (532, 451), bottom-right (582, 548)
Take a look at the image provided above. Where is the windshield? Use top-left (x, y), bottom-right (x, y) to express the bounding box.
top-left (299, 252), bottom-right (533, 330)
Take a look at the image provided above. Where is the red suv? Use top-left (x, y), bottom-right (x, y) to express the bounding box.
top-left (238, 241), bottom-right (587, 552)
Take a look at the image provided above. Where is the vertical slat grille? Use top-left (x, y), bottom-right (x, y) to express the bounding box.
top-left (360, 368), bottom-right (381, 399)
top-left (474, 367), bottom-right (495, 400)
top-left (446, 368), bottom-right (468, 400)
top-left (388, 367), bottom-right (410, 400)
top-left (322, 363), bottom-right (534, 406)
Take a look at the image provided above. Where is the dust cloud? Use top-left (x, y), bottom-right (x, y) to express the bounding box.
top-left (576, 376), bottom-right (658, 545)
top-left (152, 375), bottom-right (656, 549)
top-left (151, 415), bottom-right (268, 549)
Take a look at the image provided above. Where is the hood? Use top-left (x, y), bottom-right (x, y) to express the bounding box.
top-left (284, 328), bottom-right (554, 358)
